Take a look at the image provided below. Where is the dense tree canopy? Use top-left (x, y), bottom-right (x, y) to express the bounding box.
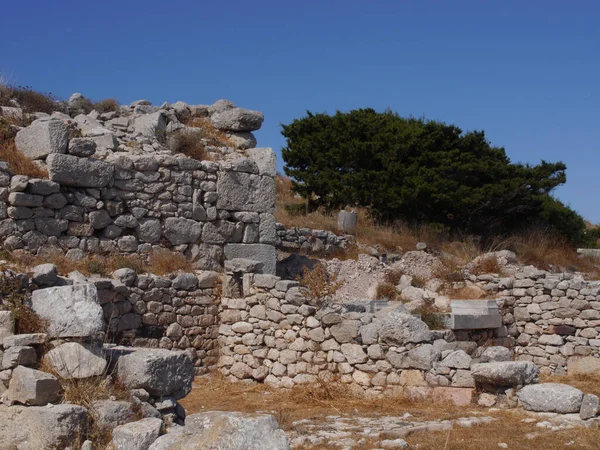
top-left (281, 108), bottom-right (590, 245)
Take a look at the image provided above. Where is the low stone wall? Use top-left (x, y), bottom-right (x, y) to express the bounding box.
top-left (0, 148), bottom-right (278, 273)
top-left (482, 268), bottom-right (600, 375)
top-left (276, 223), bottom-right (353, 255)
top-left (216, 272), bottom-right (515, 400)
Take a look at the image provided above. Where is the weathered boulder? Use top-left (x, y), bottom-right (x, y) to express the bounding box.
top-left (2, 333), bottom-right (46, 348)
top-left (31, 283), bottom-right (105, 338)
top-left (148, 411), bottom-right (289, 450)
top-left (2, 346), bottom-right (37, 369)
top-left (378, 308), bottom-right (432, 346)
top-left (518, 383), bottom-right (584, 413)
top-left (91, 399), bottom-right (135, 427)
top-left (133, 111), bottom-right (167, 137)
top-left (227, 131), bottom-right (257, 149)
top-left (567, 356), bottom-right (600, 375)
top-left (5, 366), bottom-right (61, 406)
top-left (116, 348), bottom-right (194, 398)
top-left (44, 342), bottom-right (107, 379)
top-left (68, 137), bottom-right (97, 157)
top-left (211, 108), bottom-right (264, 132)
top-left (32, 263), bottom-right (58, 286)
top-left (471, 361), bottom-right (539, 387)
top-left (15, 119), bottom-right (69, 160)
top-left (112, 417), bottom-right (163, 450)
top-left (46, 153), bottom-right (114, 188)
top-left (580, 393), bottom-right (600, 420)
top-left (0, 404), bottom-right (87, 450)
top-left (440, 350), bottom-right (472, 369)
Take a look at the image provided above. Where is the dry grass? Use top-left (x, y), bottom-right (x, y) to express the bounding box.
top-left (183, 117), bottom-right (231, 148)
top-left (0, 139), bottom-right (48, 178)
top-left (168, 129), bottom-right (208, 161)
top-left (0, 83), bottom-right (62, 114)
top-left (446, 285), bottom-right (487, 300)
top-left (296, 263), bottom-right (343, 306)
top-left (181, 375), bottom-right (600, 449)
top-left (94, 98), bottom-right (120, 113)
top-left (375, 281), bottom-right (398, 300)
top-left (147, 248), bottom-right (194, 275)
top-left (0, 274), bottom-right (47, 333)
top-left (541, 373), bottom-right (600, 398)
top-left (1, 248), bottom-right (193, 277)
top-left (471, 255), bottom-right (502, 275)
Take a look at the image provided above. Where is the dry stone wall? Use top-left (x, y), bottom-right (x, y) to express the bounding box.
top-left (276, 223), bottom-right (354, 255)
top-left (0, 148), bottom-right (277, 274)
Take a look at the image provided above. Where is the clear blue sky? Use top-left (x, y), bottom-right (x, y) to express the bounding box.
top-left (2, 1), bottom-right (598, 222)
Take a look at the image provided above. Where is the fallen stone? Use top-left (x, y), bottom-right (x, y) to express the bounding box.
top-left (0, 403), bottom-right (87, 450)
top-left (91, 399), bottom-right (135, 427)
top-left (580, 393), bottom-right (600, 420)
top-left (116, 348), bottom-right (194, 398)
top-left (15, 119), bottom-right (69, 160)
top-left (44, 342), bottom-right (107, 379)
top-left (112, 417), bottom-right (163, 450)
top-left (378, 307), bottom-right (432, 346)
top-left (2, 346), bottom-right (37, 369)
top-left (31, 283), bottom-right (104, 338)
top-left (2, 333), bottom-right (46, 348)
top-left (224, 243), bottom-right (276, 275)
top-left (5, 366), bottom-right (61, 406)
top-left (518, 383), bottom-right (583, 413)
top-left (388, 344), bottom-right (441, 370)
top-left (471, 361), bottom-right (539, 387)
top-left (479, 346), bottom-right (513, 363)
top-left (148, 411), bottom-right (289, 450)
top-left (211, 108), bottom-right (264, 132)
top-left (32, 263), bottom-right (58, 286)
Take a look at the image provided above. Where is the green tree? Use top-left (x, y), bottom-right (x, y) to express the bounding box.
top-left (281, 108), bottom-right (587, 244)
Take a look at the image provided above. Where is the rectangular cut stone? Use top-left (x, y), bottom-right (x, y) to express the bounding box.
top-left (216, 172), bottom-right (275, 213)
top-left (224, 244), bottom-right (276, 275)
top-left (450, 299), bottom-right (502, 330)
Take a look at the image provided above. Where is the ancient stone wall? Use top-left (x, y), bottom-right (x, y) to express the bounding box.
top-left (275, 223), bottom-right (353, 255)
top-left (0, 147), bottom-right (278, 274)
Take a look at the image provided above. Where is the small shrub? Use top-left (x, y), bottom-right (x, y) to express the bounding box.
top-left (383, 268), bottom-right (404, 286)
top-left (0, 84), bottom-right (62, 114)
top-left (168, 130), bottom-right (208, 160)
top-left (414, 304), bottom-right (445, 330)
top-left (297, 263), bottom-right (343, 306)
top-left (375, 282), bottom-right (398, 300)
top-left (0, 274), bottom-right (47, 333)
top-left (0, 140), bottom-right (48, 178)
top-left (94, 98), bottom-right (120, 113)
top-left (183, 117), bottom-right (231, 147)
top-left (110, 254), bottom-right (145, 274)
top-left (85, 259), bottom-right (107, 276)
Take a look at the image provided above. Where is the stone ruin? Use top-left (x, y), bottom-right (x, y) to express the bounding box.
top-left (1, 94), bottom-right (600, 448)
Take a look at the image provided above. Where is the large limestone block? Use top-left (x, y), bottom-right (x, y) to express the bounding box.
top-left (5, 366), bottom-right (61, 406)
top-left (15, 118), bottom-right (69, 160)
top-left (471, 361), bottom-right (539, 387)
top-left (224, 243), bottom-right (276, 275)
top-left (47, 153), bottom-right (114, 188)
top-left (247, 148), bottom-right (277, 177)
top-left (387, 344), bottom-right (441, 370)
top-left (378, 307), bottom-right (432, 346)
top-left (164, 217), bottom-right (202, 245)
top-left (31, 283), bottom-right (105, 338)
top-left (91, 399), bottom-right (135, 427)
top-left (111, 417), bottom-right (163, 450)
top-left (44, 342), bottom-right (107, 379)
top-left (449, 299), bottom-right (502, 330)
top-left (518, 383), bottom-right (584, 413)
top-left (217, 171), bottom-right (275, 213)
top-left (133, 111), bottom-right (167, 137)
top-left (148, 411), bottom-right (289, 450)
top-left (211, 108), bottom-right (264, 132)
top-left (116, 348), bottom-right (194, 398)
top-left (0, 404), bottom-right (87, 450)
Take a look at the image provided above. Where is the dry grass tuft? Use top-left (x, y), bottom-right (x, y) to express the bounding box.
top-left (0, 140), bottom-right (48, 178)
top-left (94, 98), bottom-right (120, 113)
top-left (168, 129), bottom-right (208, 161)
top-left (183, 117), bottom-right (231, 148)
top-left (147, 248), bottom-right (194, 275)
top-left (296, 263), bottom-right (343, 306)
top-left (471, 255), bottom-right (502, 275)
top-left (0, 274), bottom-right (47, 333)
top-left (375, 281), bottom-right (398, 300)
top-left (383, 268), bottom-right (404, 286)
top-left (0, 83), bottom-right (62, 114)
top-left (541, 373), bottom-right (600, 398)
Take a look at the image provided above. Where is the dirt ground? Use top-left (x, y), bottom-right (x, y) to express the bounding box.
top-left (180, 374), bottom-right (600, 449)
